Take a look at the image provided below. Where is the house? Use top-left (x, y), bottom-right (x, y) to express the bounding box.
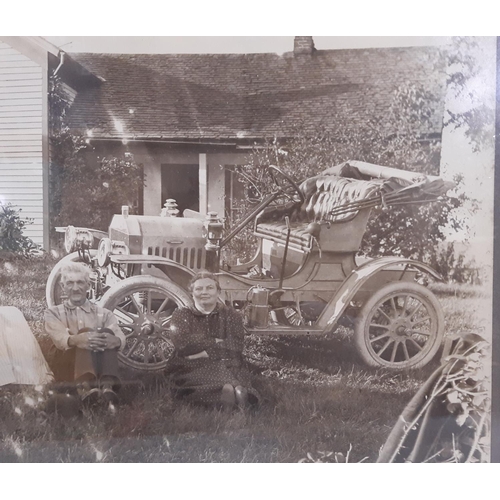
top-left (0, 36), bottom-right (96, 248)
top-left (0, 36), bottom-right (447, 250)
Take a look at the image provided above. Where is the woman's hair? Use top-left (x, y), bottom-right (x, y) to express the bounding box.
top-left (188, 271), bottom-right (221, 292)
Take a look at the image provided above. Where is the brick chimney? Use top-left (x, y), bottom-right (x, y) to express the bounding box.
top-left (294, 36), bottom-right (316, 55)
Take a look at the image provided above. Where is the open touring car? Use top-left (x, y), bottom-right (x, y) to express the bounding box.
top-left (46, 161), bottom-right (455, 372)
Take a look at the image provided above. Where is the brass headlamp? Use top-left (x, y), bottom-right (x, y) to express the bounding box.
top-left (204, 212), bottom-right (224, 251)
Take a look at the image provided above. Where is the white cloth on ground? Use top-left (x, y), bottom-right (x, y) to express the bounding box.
top-left (0, 306), bottom-right (53, 386)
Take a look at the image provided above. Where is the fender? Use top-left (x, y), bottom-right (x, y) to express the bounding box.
top-left (109, 254), bottom-right (195, 292)
top-left (316, 257), bottom-right (443, 333)
top-left (55, 226), bottom-right (108, 240)
top-left (55, 226), bottom-right (108, 241)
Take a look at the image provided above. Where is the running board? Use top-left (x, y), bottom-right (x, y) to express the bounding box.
top-left (246, 327), bottom-right (326, 336)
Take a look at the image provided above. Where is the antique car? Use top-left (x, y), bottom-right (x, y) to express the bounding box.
top-left (46, 161), bottom-right (455, 372)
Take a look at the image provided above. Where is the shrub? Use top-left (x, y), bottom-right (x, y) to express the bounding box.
top-left (52, 152), bottom-right (144, 231)
top-left (0, 203), bottom-right (39, 259)
top-left (427, 242), bottom-right (482, 285)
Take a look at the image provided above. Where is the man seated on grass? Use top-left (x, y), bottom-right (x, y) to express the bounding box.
top-left (44, 262), bottom-right (125, 406)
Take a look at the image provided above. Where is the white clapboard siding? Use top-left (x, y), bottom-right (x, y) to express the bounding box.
top-left (0, 156), bottom-right (42, 166)
top-left (0, 114), bottom-right (42, 121)
top-left (0, 131), bottom-right (39, 138)
top-left (0, 61), bottom-right (39, 70)
top-left (0, 83), bottom-right (41, 91)
top-left (0, 121), bottom-right (42, 129)
top-left (0, 140), bottom-right (42, 147)
top-left (1, 176), bottom-right (42, 184)
top-left (0, 79), bottom-right (42, 88)
top-left (0, 110), bottom-right (43, 118)
top-left (0, 167), bottom-right (42, 175)
top-left (0, 92), bottom-right (42, 101)
top-left (0, 104), bottom-right (42, 113)
top-left (0, 68), bottom-right (42, 76)
top-left (0, 145), bottom-right (42, 153)
top-left (0, 39), bottom-right (44, 247)
top-left (0, 190), bottom-right (43, 197)
top-left (0, 77), bottom-right (41, 84)
top-left (0, 152), bottom-right (42, 157)
top-left (11, 208), bottom-right (43, 215)
top-left (0, 137), bottom-right (41, 146)
top-left (1, 194), bottom-right (43, 203)
top-left (0, 102), bottom-right (41, 112)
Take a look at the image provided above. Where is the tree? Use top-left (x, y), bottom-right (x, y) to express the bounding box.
top-left (444, 37), bottom-right (496, 152)
top-left (49, 75), bottom-right (144, 240)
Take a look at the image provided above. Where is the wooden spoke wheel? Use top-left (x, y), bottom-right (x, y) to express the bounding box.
top-left (99, 276), bottom-right (193, 371)
top-left (354, 282), bottom-right (444, 369)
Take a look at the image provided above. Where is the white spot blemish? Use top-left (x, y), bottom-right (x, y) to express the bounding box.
top-left (24, 397), bottom-right (35, 407)
top-left (113, 118), bottom-right (124, 134)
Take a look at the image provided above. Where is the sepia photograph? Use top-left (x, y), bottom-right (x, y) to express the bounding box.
top-left (0, 31), bottom-right (496, 466)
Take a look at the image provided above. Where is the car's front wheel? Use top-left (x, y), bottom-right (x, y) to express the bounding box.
top-left (99, 276), bottom-right (193, 371)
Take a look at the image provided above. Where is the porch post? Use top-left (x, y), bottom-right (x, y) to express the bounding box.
top-left (199, 153), bottom-right (207, 215)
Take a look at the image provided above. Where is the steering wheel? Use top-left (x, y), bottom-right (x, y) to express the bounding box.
top-left (268, 165), bottom-right (305, 204)
top-left (220, 165), bottom-right (305, 248)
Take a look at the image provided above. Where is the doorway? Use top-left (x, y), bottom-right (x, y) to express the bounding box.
top-left (161, 164), bottom-right (199, 215)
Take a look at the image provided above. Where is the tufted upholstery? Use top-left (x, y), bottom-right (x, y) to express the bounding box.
top-left (300, 176), bottom-right (382, 222)
top-left (255, 174), bottom-right (382, 252)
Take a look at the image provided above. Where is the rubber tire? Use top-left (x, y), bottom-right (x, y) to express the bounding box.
top-left (98, 276), bottom-right (193, 372)
top-left (354, 281), bottom-right (445, 370)
top-left (46, 250), bottom-right (97, 307)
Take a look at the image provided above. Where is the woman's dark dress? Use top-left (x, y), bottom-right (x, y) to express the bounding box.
top-left (169, 304), bottom-right (257, 405)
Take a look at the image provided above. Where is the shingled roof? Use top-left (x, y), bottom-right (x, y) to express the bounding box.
top-left (66, 46), bottom-right (447, 142)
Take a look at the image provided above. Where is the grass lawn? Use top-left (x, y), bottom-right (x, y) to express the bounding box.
top-left (0, 256), bottom-right (491, 462)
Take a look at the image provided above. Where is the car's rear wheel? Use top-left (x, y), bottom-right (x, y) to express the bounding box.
top-left (99, 276), bottom-right (193, 371)
top-left (354, 281), bottom-right (444, 369)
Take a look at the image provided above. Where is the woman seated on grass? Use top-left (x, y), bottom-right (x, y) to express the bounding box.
top-left (169, 271), bottom-right (259, 409)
